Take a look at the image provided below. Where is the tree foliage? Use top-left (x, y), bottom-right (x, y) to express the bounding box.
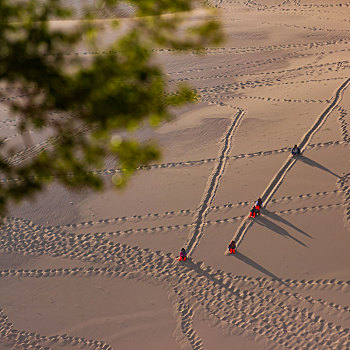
top-left (0, 0), bottom-right (222, 214)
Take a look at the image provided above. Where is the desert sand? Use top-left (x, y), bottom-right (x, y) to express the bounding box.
top-left (0, 0), bottom-right (350, 349)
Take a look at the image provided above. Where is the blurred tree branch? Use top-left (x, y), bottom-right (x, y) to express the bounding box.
top-left (0, 0), bottom-right (222, 214)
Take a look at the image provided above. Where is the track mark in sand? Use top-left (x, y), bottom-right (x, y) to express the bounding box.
top-left (205, 93), bottom-right (330, 104)
top-left (1, 138), bottom-right (346, 185)
top-left (0, 94), bottom-right (32, 104)
top-left (199, 71), bottom-right (349, 96)
top-left (2, 218), bottom-right (350, 350)
top-left (0, 266), bottom-right (349, 295)
top-left (1, 127), bottom-right (40, 145)
top-left (338, 106), bottom-right (350, 143)
top-left (3, 125), bottom-right (92, 167)
top-left (0, 308), bottom-right (111, 350)
top-left (211, 202), bottom-right (343, 225)
top-left (37, 188), bottom-right (340, 230)
top-left (171, 288), bottom-right (203, 350)
top-left (230, 78), bottom-right (350, 248)
top-left (68, 38), bottom-right (349, 58)
top-left (239, 0), bottom-right (350, 22)
top-left (185, 109), bottom-right (244, 255)
top-left (0, 118), bottom-right (18, 128)
top-left (337, 173), bottom-right (350, 226)
top-left (5, 201), bottom-right (342, 240)
top-left (173, 62), bottom-right (350, 85)
top-left (1, 112), bottom-right (72, 144)
top-left (1, 266), bottom-right (349, 318)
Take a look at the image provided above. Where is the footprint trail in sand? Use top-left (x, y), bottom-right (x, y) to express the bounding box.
top-left (231, 78), bottom-right (350, 248)
top-left (185, 109), bottom-right (244, 255)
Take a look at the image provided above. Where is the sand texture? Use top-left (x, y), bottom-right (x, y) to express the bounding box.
top-left (1, 0), bottom-right (350, 349)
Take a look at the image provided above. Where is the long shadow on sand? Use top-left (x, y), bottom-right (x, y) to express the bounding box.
top-left (262, 209), bottom-right (312, 238)
top-left (298, 155), bottom-right (340, 178)
top-left (254, 216), bottom-right (308, 247)
top-left (233, 251), bottom-right (287, 285)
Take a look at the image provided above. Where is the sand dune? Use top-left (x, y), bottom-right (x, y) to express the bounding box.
top-left (1, 0), bottom-right (350, 349)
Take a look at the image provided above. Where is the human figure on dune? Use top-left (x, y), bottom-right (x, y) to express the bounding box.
top-left (249, 206), bottom-right (259, 218)
top-left (255, 197), bottom-right (263, 211)
top-left (291, 144), bottom-right (301, 156)
top-left (179, 248), bottom-right (187, 261)
top-left (228, 240), bottom-right (236, 254)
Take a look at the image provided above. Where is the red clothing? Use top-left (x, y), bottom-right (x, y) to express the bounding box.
top-left (179, 250), bottom-right (187, 261)
top-left (250, 206), bottom-right (259, 218)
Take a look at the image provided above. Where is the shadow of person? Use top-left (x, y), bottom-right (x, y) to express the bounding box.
top-left (298, 155), bottom-right (340, 178)
top-left (262, 209), bottom-right (312, 238)
top-left (255, 216), bottom-right (308, 247)
top-left (234, 251), bottom-right (288, 286)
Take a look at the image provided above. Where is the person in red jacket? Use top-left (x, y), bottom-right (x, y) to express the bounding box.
top-left (255, 198), bottom-right (263, 209)
top-left (179, 248), bottom-right (187, 261)
top-left (249, 206), bottom-right (259, 218)
top-left (228, 240), bottom-right (236, 254)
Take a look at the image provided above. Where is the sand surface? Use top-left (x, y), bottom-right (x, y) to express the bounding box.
top-left (1, 0), bottom-right (350, 349)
